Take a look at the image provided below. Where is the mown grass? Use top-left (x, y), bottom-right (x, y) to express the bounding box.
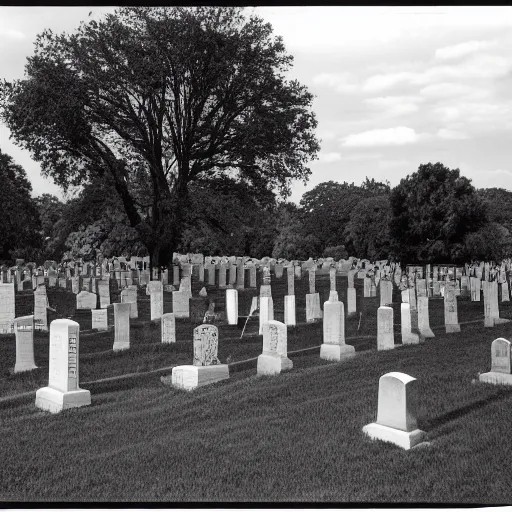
top-left (0, 305), bottom-right (512, 502)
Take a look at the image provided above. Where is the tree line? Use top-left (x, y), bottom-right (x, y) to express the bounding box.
top-left (1, 147), bottom-right (510, 267)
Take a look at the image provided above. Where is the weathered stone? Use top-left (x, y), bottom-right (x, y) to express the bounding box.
top-left (377, 306), bottom-right (395, 350)
top-left (14, 315), bottom-right (37, 373)
top-left (76, 291), bottom-right (97, 310)
top-left (113, 303), bottom-right (130, 351)
top-left (120, 286), bottom-right (138, 319)
top-left (401, 303), bottom-right (420, 345)
top-left (91, 309), bottom-right (108, 331)
top-left (444, 281), bottom-right (461, 333)
top-left (257, 320), bottom-right (293, 376)
top-left (226, 289), bottom-right (238, 325)
top-left (320, 300), bottom-right (355, 361)
top-left (0, 283), bottom-right (15, 334)
top-left (161, 313), bottom-right (176, 344)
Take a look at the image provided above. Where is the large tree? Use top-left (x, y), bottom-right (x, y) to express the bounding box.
top-left (0, 148), bottom-right (42, 263)
top-left (0, 7), bottom-right (319, 267)
top-left (389, 162), bottom-right (487, 264)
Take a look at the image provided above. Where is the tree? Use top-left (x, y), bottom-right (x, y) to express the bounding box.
top-left (476, 188), bottom-right (512, 235)
top-left (34, 193), bottom-right (66, 261)
top-left (1, 7), bottom-right (319, 268)
top-left (389, 162), bottom-right (488, 264)
top-left (344, 195), bottom-right (392, 260)
top-left (462, 222), bottom-right (512, 263)
top-left (0, 148), bottom-right (42, 264)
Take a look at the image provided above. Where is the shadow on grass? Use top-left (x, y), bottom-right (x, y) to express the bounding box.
top-left (423, 386), bottom-right (512, 432)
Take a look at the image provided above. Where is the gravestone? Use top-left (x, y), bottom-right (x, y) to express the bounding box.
top-left (259, 296), bottom-right (274, 335)
top-left (113, 303), bottom-right (130, 351)
top-left (347, 287), bottom-right (357, 316)
top-left (294, 265), bottom-right (302, 279)
top-left (417, 296), bottom-right (435, 338)
top-left (161, 313), bottom-right (176, 344)
top-left (0, 283), bottom-right (15, 334)
top-left (380, 279), bottom-right (393, 306)
top-left (228, 264), bottom-right (237, 286)
top-left (172, 291), bottom-right (190, 318)
top-left (91, 309), bottom-right (108, 331)
top-left (257, 320), bottom-right (293, 375)
top-left (248, 266), bottom-right (257, 288)
top-left (120, 286), bottom-right (138, 319)
top-left (444, 282), bottom-right (461, 333)
top-left (287, 266), bottom-right (295, 296)
top-left (377, 306), bottom-right (396, 350)
top-left (502, 280), bottom-right (510, 302)
top-left (148, 280), bottom-right (163, 320)
top-left (284, 295), bottom-right (296, 326)
top-left (173, 266), bottom-right (181, 286)
top-left (401, 303), bottom-right (420, 345)
top-left (236, 262), bottom-right (245, 290)
top-left (14, 315), bottom-right (37, 373)
top-left (363, 277), bottom-right (371, 298)
top-left (179, 276), bottom-right (192, 298)
top-left (47, 268), bottom-right (57, 287)
top-left (71, 276), bottom-right (79, 295)
top-left (320, 300), bottom-right (355, 361)
top-left (479, 337), bottom-right (512, 385)
top-left (169, 324), bottom-right (229, 390)
top-left (470, 277), bottom-right (481, 301)
top-left (34, 284), bottom-right (49, 332)
top-left (226, 289), bottom-right (238, 325)
top-left (309, 268), bottom-right (316, 294)
top-left (275, 264), bottom-right (284, 279)
top-left (306, 293), bottom-right (322, 323)
top-left (97, 279), bottom-right (110, 309)
top-left (218, 263), bottom-right (227, 288)
top-left (35, 319), bottom-right (91, 413)
top-left (363, 372), bottom-right (425, 450)
top-left (329, 267), bottom-right (337, 291)
top-left (76, 291), bottom-right (97, 310)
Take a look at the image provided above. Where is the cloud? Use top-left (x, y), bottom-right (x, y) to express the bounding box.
top-left (317, 129), bottom-right (337, 141)
top-left (437, 128), bottom-right (469, 140)
top-left (312, 72), bottom-right (358, 93)
top-left (362, 72), bottom-right (415, 92)
top-left (341, 153), bottom-right (384, 161)
top-left (419, 83), bottom-right (490, 100)
top-left (341, 126), bottom-right (420, 147)
top-left (435, 39), bottom-right (498, 60)
top-left (378, 159), bottom-right (410, 170)
top-left (319, 152), bottom-right (342, 163)
top-left (364, 95), bottom-right (424, 116)
top-left (0, 29), bottom-right (25, 39)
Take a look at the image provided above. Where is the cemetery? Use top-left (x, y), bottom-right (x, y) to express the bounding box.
top-left (0, 4), bottom-right (511, 505)
top-left (0, 256), bottom-right (512, 502)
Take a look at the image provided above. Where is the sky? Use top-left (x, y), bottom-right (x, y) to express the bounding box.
top-left (0, 6), bottom-right (511, 204)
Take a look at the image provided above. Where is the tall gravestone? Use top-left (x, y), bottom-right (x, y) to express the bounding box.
top-left (417, 296), bottom-right (435, 338)
top-left (161, 313), bottom-right (176, 344)
top-left (14, 315), bottom-right (37, 373)
top-left (97, 279), bottom-right (110, 309)
top-left (380, 279), bottom-right (393, 306)
top-left (148, 280), bottom-right (164, 320)
top-left (91, 309), bottom-right (108, 331)
top-left (257, 321), bottom-right (293, 376)
top-left (34, 284), bottom-right (49, 332)
top-left (172, 291), bottom-right (190, 319)
top-left (363, 372), bottom-right (426, 450)
top-left (0, 283), bottom-right (15, 334)
top-left (35, 319), bottom-right (91, 413)
top-left (401, 303), bottom-right (420, 345)
top-left (444, 281), bottom-right (461, 333)
top-left (120, 286), bottom-right (138, 319)
top-left (377, 306), bottom-right (396, 350)
top-left (76, 291), bottom-right (97, 310)
top-left (113, 303), bottom-right (130, 351)
top-left (218, 263), bottom-right (227, 288)
top-left (170, 324), bottom-right (229, 390)
top-left (320, 300), bottom-right (355, 361)
top-left (479, 337), bottom-right (512, 385)
top-left (284, 266), bottom-right (296, 326)
top-left (226, 289), bottom-right (238, 325)
top-left (236, 262), bottom-right (245, 290)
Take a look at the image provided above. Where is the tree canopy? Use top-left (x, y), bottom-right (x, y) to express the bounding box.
top-left (0, 6), bottom-right (319, 267)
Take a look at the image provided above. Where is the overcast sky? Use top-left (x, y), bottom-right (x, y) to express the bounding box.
top-left (1, 6), bottom-right (511, 203)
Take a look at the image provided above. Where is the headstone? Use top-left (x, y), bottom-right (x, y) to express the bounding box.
top-left (97, 279), bottom-right (110, 309)
top-left (35, 319), bottom-right (91, 413)
top-left (228, 263), bottom-right (237, 286)
top-left (257, 321), bottom-right (293, 375)
top-left (226, 289), bottom-right (238, 325)
top-left (377, 306), bottom-right (396, 350)
top-left (309, 268), bottom-right (316, 294)
top-left (479, 337), bottom-right (512, 385)
top-left (236, 262), bottom-right (245, 289)
top-left (347, 287), bottom-right (357, 316)
top-left (161, 313), bottom-right (176, 344)
top-left (169, 324), bottom-right (229, 390)
top-left (71, 276), bottom-right (79, 295)
top-left (13, 315), bottom-right (37, 373)
top-left (294, 265), bottom-right (302, 279)
top-left (401, 303), bottom-right (420, 344)
top-left (148, 280), bottom-right (163, 320)
top-left (259, 296), bottom-right (274, 335)
top-left (172, 291), bottom-right (190, 318)
top-left (362, 372), bottom-right (425, 450)
top-left (249, 266), bottom-right (257, 288)
top-left (329, 267), bottom-right (336, 291)
top-left (113, 303), bottom-right (130, 351)
top-left (444, 281), bottom-right (461, 333)
top-left (417, 297), bottom-right (435, 338)
top-left (287, 266), bottom-right (295, 296)
top-left (380, 279), bottom-right (393, 306)
top-left (179, 276), bottom-right (192, 297)
top-left (320, 300), bottom-right (355, 361)
top-left (306, 293), bottom-right (322, 323)
top-left (502, 280), bottom-right (510, 302)
top-left (275, 264), bottom-right (284, 279)
top-left (173, 266), bottom-right (180, 286)
top-left (0, 283), bottom-right (15, 334)
top-left (218, 263), bottom-right (227, 288)
top-left (34, 284), bottom-right (49, 332)
top-left (120, 286), bottom-right (138, 319)
top-left (91, 309), bottom-right (108, 331)
top-left (47, 268), bottom-right (57, 287)
top-left (284, 295), bottom-right (296, 326)
top-left (470, 277), bottom-right (481, 301)
top-left (363, 277), bottom-right (371, 298)
top-left (76, 291), bottom-right (97, 310)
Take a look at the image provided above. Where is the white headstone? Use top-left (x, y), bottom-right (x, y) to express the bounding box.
top-left (284, 295), bottom-right (296, 326)
top-left (91, 309), bottom-right (108, 331)
top-left (444, 282), bottom-right (461, 333)
top-left (417, 297), bottom-right (435, 338)
top-left (172, 291), bottom-right (190, 318)
top-left (148, 280), bottom-right (163, 320)
top-left (377, 306), bottom-right (395, 350)
top-left (226, 289), bottom-right (238, 325)
top-left (35, 319), bottom-right (91, 413)
top-left (113, 303), bottom-right (130, 351)
top-left (257, 320), bottom-right (293, 375)
top-left (34, 284), bottom-right (49, 332)
top-left (14, 315), bottom-right (37, 373)
top-left (0, 283), bottom-right (15, 334)
top-left (400, 303), bottom-right (420, 345)
top-left (161, 313), bottom-right (176, 344)
top-left (97, 279), bottom-right (110, 309)
top-left (259, 296), bottom-right (274, 335)
top-left (480, 338), bottom-right (512, 385)
top-left (320, 300), bottom-right (355, 361)
top-left (76, 291), bottom-right (97, 310)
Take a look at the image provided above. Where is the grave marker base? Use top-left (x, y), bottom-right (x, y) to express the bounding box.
top-left (479, 372), bottom-right (512, 386)
top-left (170, 364), bottom-right (229, 391)
top-left (402, 333), bottom-right (420, 345)
top-left (113, 342), bottom-right (130, 351)
top-left (445, 324), bottom-right (461, 333)
top-left (363, 423), bottom-right (426, 450)
top-left (35, 387), bottom-right (91, 414)
top-left (14, 362), bottom-right (38, 373)
top-left (320, 343), bottom-right (355, 362)
top-left (257, 353), bottom-right (293, 376)
top-left (419, 327), bottom-right (435, 338)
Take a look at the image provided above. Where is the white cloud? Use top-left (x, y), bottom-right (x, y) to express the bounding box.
top-left (419, 83), bottom-right (490, 100)
top-left (435, 39), bottom-right (498, 60)
top-left (317, 129), bottom-right (337, 141)
top-left (362, 72), bottom-right (415, 92)
top-left (437, 128), bottom-right (469, 140)
top-left (312, 72), bottom-right (358, 93)
top-left (378, 159), bottom-right (410, 170)
top-left (341, 153), bottom-right (384, 161)
top-left (0, 29), bottom-right (25, 39)
top-left (341, 126), bottom-right (420, 147)
top-left (364, 95), bottom-right (424, 116)
top-left (319, 152), bottom-right (342, 163)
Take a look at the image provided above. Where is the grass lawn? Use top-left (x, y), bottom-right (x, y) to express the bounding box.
top-left (0, 293), bottom-right (512, 502)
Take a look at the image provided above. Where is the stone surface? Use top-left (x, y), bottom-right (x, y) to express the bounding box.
top-left (170, 364), bottom-right (229, 391)
top-left (226, 289), bottom-right (238, 325)
top-left (148, 280), bottom-right (163, 320)
top-left (35, 319), bottom-right (91, 413)
top-left (91, 309), bottom-right (108, 331)
top-left (417, 297), bottom-right (435, 338)
top-left (306, 292), bottom-right (322, 323)
top-left (172, 291), bottom-right (190, 319)
top-left (161, 313), bottom-right (176, 344)
top-left (401, 303), bottom-right (420, 345)
top-left (120, 286), bottom-right (138, 319)
top-left (76, 291), bottom-right (97, 310)
top-left (14, 315), bottom-right (37, 373)
top-left (287, 266), bottom-right (295, 296)
top-left (257, 321), bottom-right (293, 376)
top-left (113, 302), bottom-right (130, 351)
top-left (97, 279), bottom-right (110, 309)
top-left (0, 283), bottom-right (15, 334)
top-left (380, 280), bottom-right (393, 306)
top-left (377, 306), bottom-right (395, 350)
top-left (193, 324), bottom-right (221, 366)
top-left (258, 296), bottom-right (274, 335)
top-left (362, 423), bottom-right (426, 450)
top-left (347, 287), bottom-right (357, 316)
top-left (308, 268), bottom-right (316, 294)
top-left (444, 281), bottom-right (461, 333)
top-left (284, 295), bottom-right (296, 326)
top-left (34, 284), bottom-right (48, 332)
